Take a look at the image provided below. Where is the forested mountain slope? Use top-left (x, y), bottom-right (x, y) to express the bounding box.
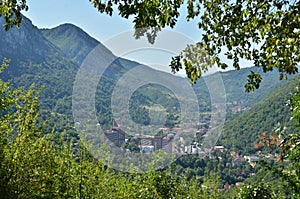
top-left (219, 75), bottom-right (299, 154)
top-left (0, 16), bottom-right (297, 141)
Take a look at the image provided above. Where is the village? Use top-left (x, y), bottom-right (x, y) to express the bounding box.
top-left (104, 113), bottom-right (279, 169)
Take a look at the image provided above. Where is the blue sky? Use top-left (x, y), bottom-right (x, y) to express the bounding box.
top-left (23, 0), bottom-right (201, 42)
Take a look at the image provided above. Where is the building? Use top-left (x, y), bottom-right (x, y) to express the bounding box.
top-left (104, 121), bottom-right (125, 147)
top-left (105, 128), bottom-right (125, 147)
top-left (185, 145), bottom-right (200, 154)
top-left (139, 145), bottom-right (154, 153)
top-left (139, 136), bottom-right (170, 152)
top-left (140, 136), bottom-right (163, 151)
top-left (232, 157), bottom-right (244, 167)
top-left (244, 156), bottom-right (259, 163)
top-left (195, 130), bottom-right (206, 137)
top-left (214, 145), bottom-right (226, 152)
top-left (244, 156), bottom-right (260, 167)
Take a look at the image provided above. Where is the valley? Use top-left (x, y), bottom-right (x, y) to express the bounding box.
top-left (0, 15), bottom-right (298, 197)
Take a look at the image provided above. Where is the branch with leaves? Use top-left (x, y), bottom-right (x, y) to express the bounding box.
top-left (1, 0), bottom-right (299, 91)
top-left (91, 0), bottom-right (300, 91)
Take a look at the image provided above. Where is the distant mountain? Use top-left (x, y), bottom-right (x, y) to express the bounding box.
top-left (219, 67), bottom-right (292, 106)
top-left (39, 19), bottom-right (292, 110)
top-left (0, 16), bottom-right (77, 106)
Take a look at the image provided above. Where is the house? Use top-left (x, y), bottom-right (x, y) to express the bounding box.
top-left (244, 156), bottom-right (260, 167)
top-left (244, 156), bottom-right (259, 163)
top-left (184, 144), bottom-right (200, 154)
top-left (232, 157), bottom-right (244, 167)
top-left (104, 128), bottom-right (125, 147)
top-left (214, 145), bottom-right (226, 152)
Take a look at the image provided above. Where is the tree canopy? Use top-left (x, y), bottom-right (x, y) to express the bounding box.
top-left (1, 0), bottom-right (299, 91)
top-left (91, 0), bottom-right (300, 91)
top-left (0, 0), bottom-right (27, 30)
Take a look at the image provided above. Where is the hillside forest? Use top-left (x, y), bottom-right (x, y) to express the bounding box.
top-left (0, 13), bottom-right (299, 199)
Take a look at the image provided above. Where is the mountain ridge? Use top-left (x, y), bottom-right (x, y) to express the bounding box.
top-left (0, 16), bottom-right (299, 152)
top-left (219, 74), bottom-right (299, 154)
top-left (41, 23), bottom-right (107, 65)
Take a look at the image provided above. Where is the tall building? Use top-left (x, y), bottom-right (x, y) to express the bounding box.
top-left (104, 120), bottom-right (125, 147)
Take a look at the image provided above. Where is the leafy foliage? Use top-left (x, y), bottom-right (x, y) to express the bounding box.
top-left (219, 75), bottom-right (300, 154)
top-left (276, 83), bottom-right (300, 197)
top-left (0, 60), bottom-right (222, 198)
top-left (90, 0), bottom-right (300, 91)
top-left (0, 0), bottom-right (27, 30)
top-left (237, 182), bottom-right (276, 199)
top-left (249, 83), bottom-right (300, 198)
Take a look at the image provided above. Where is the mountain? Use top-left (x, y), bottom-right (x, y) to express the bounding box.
top-left (219, 67), bottom-right (293, 106)
top-left (0, 16), bottom-right (185, 132)
top-left (41, 23), bottom-right (141, 74)
top-left (41, 24), bottom-right (107, 65)
top-left (218, 75), bottom-right (299, 154)
top-left (0, 17), bottom-right (57, 63)
top-left (0, 16), bottom-right (77, 106)
top-left (0, 15), bottom-right (298, 145)
top-left (0, 17), bottom-right (76, 80)
top-left (39, 19), bottom-right (292, 110)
